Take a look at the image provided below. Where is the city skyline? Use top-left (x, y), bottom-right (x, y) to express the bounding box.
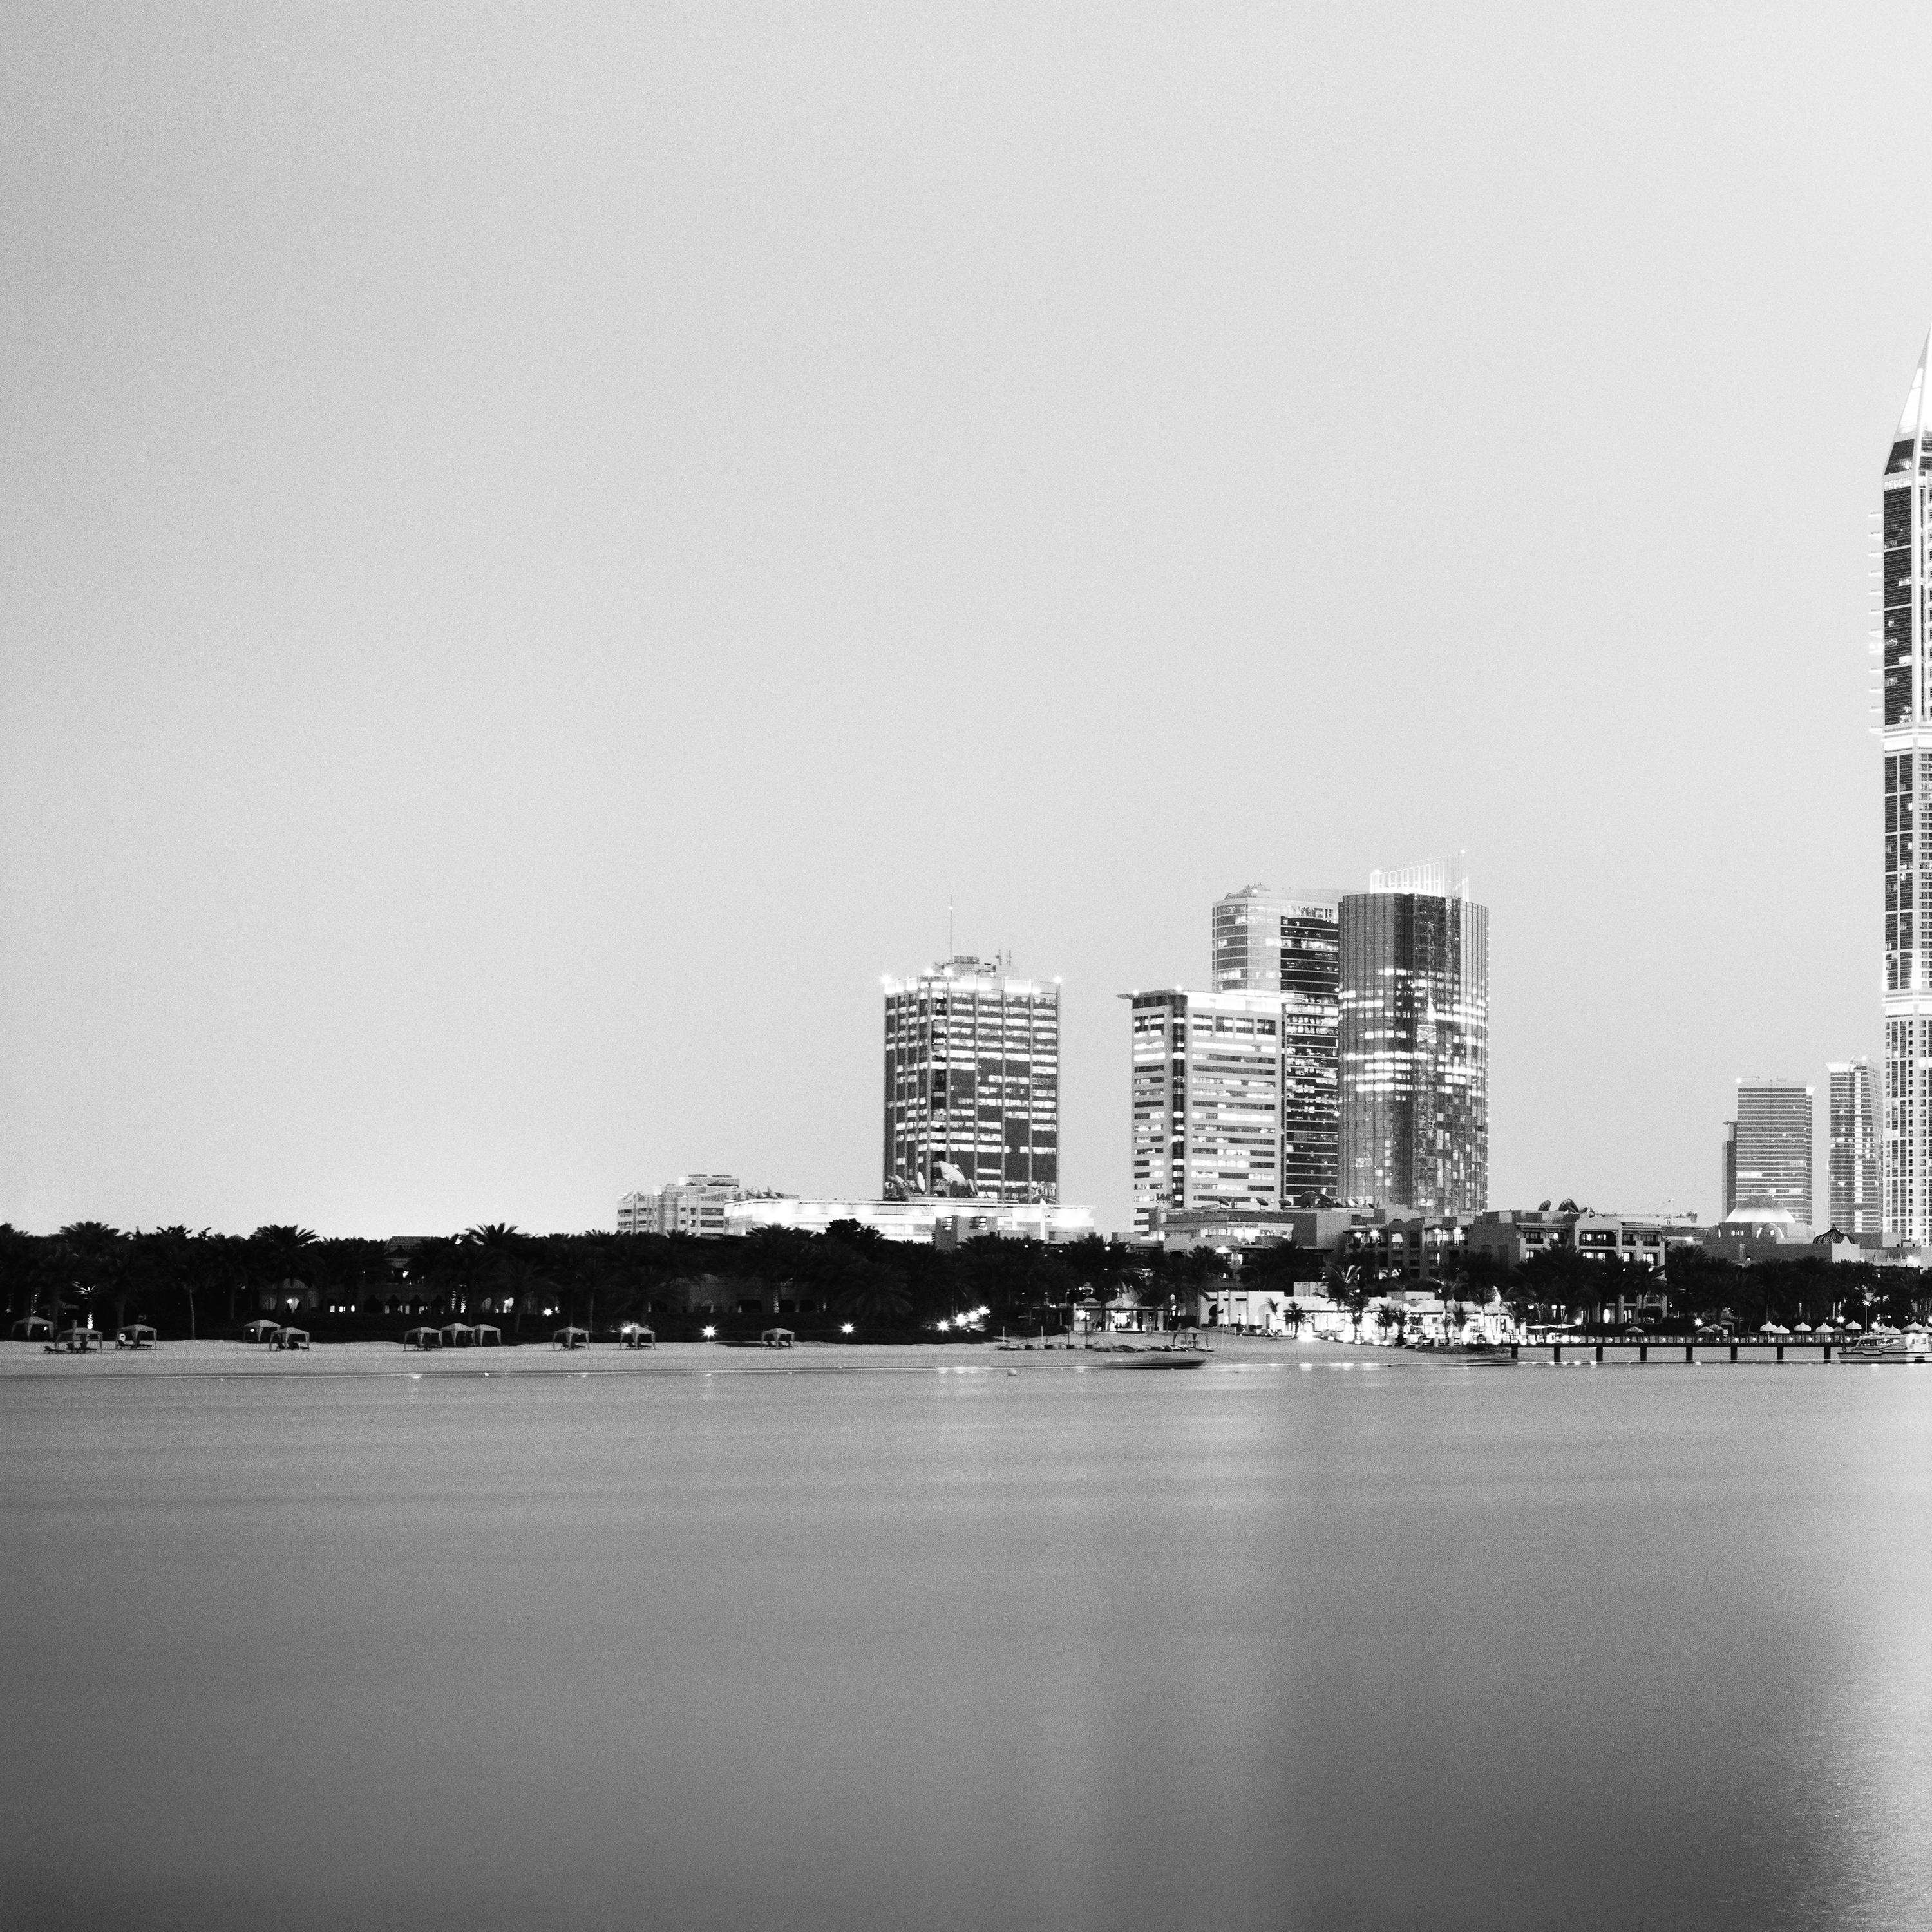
top-left (2, 15), bottom-right (1917, 1239)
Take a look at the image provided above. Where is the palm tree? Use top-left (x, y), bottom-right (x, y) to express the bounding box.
top-left (460, 1224), bottom-right (530, 1320)
top-left (56, 1222), bottom-right (124, 1334)
top-left (1325, 1260), bottom-right (1369, 1339)
top-left (249, 1226), bottom-right (318, 1317)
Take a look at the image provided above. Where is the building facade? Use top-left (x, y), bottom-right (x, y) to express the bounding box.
top-left (1337, 858), bottom-right (1490, 1213)
top-left (1211, 884), bottom-right (1341, 1202)
top-left (1884, 333), bottom-right (1932, 1245)
top-left (618, 1175), bottom-right (749, 1236)
top-left (723, 1196), bottom-right (1094, 1245)
top-left (883, 956), bottom-right (1059, 1202)
top-left (1728, 1078), bottom-right (1814, 1225)
top-left (1123, 987), bottom-right (1294, 1236)
top-left (1828, 1057), bottom-right (1879, 1236)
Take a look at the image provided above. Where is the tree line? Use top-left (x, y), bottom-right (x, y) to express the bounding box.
top-left (0, 1220), bottom-right (1234, 1340)
top-left (8, 1219), bottom-right (1925, 1342)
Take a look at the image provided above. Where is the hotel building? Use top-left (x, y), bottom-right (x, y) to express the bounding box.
top-left (883, 956), bottom-right (1059, 1201)
top-left (1883, 332), bottom-right (1932, 1244)
top-left (618, 1175), bottom-right (748, 1236)
top-left (1828, 1057), bottom-right (1879, 1236)
top-left (1725, 1078), bottom-right (1814, 1224)
top-left (1211, 884), bottom-right (1342, 1201)
top-left (1337, 858), bottom-right (1489, 1213)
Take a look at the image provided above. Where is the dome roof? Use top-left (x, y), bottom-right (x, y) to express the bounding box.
top-left (1719, 1200), bottom-right (1813, 1243)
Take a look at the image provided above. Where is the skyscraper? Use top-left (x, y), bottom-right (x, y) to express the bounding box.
top-left (1211, 884), bottom-right (1341, 1201)
top-left (1828, 1059), bottom-right (1878, 1235)
top-left (884, 956), bottom-right (1059, 1201)
top-left (1338, 857), bottom-right (1489, 1213)
top-left (1122, 986), bottom-right (1293, 1235)
top-left (1882, 332), bottom-right (1932, 1245)
top-left (1729, 1078), bottom-right (1814, 1225)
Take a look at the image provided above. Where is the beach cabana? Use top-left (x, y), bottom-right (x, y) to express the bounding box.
top-left (273, 1327), bottom-right (310, 1350)
top-left (553, 1327), bottom-right (589, 1350)
top-left (439, 1322), bottom-right (475, 1348)
top-left (403, 1326), bottom-right (442, 1350)
top-left (618, 1323), bottom-right (656, 1350)
top-left (472, 1324), bottom-right (502, 1346)
top-left (243, 1318), bottom-right (280, 1342)
top-left (761, 1327), bottom-right (795, 1349)
top-left (116, 1324), bottom-right (158, 1350)
top-left (55, 1327), bottom-right (106, 1353)
top-left (11, 1316), bottom-right (53, 1341)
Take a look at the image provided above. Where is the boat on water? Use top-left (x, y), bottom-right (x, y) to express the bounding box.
top-left (1092, 1333), bottom-right (1214, 1370)
top-left (1838, 1334), bottom-right (1929, 1364)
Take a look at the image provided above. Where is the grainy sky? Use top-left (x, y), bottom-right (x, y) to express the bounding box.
top-left (5, 5), bottom-right (1931, 1238)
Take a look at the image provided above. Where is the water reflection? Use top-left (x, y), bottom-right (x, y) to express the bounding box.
top-left (5, 1358), bottom-right (1931, 1929)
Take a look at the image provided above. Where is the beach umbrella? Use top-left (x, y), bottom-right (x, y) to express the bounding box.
top-left (1758, 1322), bottom-right (1780, 1334)
top-left (1793, 1321), bottom-right (1813, 1333)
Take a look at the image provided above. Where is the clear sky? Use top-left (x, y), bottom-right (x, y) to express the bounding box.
top-left (5, 4), bottom-right (1931, 1237)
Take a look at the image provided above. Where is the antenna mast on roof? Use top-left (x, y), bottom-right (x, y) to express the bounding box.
top-left (949, 892), bottom-right (954, 960)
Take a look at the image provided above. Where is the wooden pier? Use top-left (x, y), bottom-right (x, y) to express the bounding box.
top-left (1511, 1336), bottom-right (1924, 1365)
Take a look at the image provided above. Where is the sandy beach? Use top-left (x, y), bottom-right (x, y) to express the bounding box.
top-left (0, 1331), bottom-right (1361, 1379)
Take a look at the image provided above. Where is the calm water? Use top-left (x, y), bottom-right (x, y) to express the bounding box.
top-left (6, 1349), bottom-right (1932, 1931)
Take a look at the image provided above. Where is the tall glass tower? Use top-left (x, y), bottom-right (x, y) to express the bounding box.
top-left (1211, 884), bottom-right (1342, 1202)
top-left (1828, 1059), bottom-right (1878, 1236)
top-left (1882, 333), bottom-right (1932, 1245)
top-left (1338, 858), bottom-right (1489, 1213)
top-left (1728, 1077), bottom-right (1814, 1226)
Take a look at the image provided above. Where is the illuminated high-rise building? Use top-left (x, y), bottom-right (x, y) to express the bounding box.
top-left (1122, 986), bottom-right (1293, 1236)
top-left (1882, 332), bottom-right (1932, 1244)
top-left (1729, 1078), bottom-right (1813, 1225)
top-left (1338, 857), bottom-right (1489, 1213)
top-left (884, 957), bottom-right (1059, 1201)
top-left (1211, 884), bottom-right (1341, 1201)
top-left (1828, 1058), bottom-right (1878, 1236)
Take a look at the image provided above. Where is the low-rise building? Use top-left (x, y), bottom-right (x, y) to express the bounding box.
top-left (1466, 1208), bottom-right (1693, 1274)
top-left (618, 1175), bottom-right (758, 1236)
top-left (723, 1196), bottom-right (1095, 1247)
top-left (1161, 1205), bottom-right (1365, 1255)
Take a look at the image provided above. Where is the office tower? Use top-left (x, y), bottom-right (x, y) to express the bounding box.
top-left (1883, 331), bottom-right (1932, 1244)
top-left (1730, 1079), bottom-right (1814, 1224)
top-left (1721, 1121), bottom-right (1738, 1217)
top-left (884, 956), bottom-right (1059, 1201)
top-left (1828, 1059), bottom-right (1879, 1235)
top-left (1211, 884), bottom-right (1341, 1202)
top-left (1338, 857), bottom-right (1489, 1213)
top-left (1122, 987), bottom-right (1294, 1235)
